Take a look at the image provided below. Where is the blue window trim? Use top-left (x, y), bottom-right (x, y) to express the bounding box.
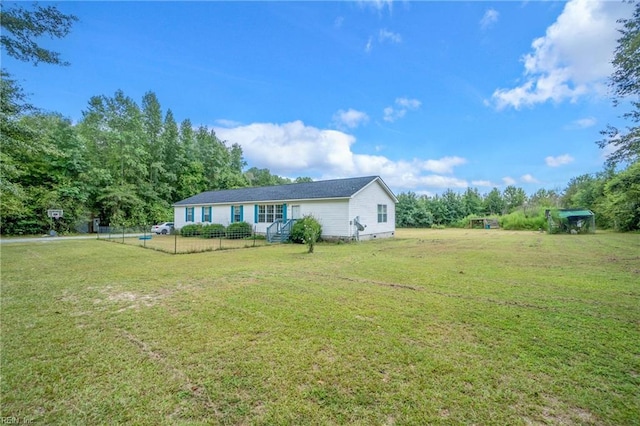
top-left (202, 206), bottom-right (211, 222)
top-left (185, 207), bottom-right (195, 223)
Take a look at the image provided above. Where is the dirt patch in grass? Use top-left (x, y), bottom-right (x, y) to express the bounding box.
top-left (93, 286), bottom-right (172, 312)
top-left (305, 271), bottom-right (420, 291)
top-left (521, 395), bottom-right (598, 425)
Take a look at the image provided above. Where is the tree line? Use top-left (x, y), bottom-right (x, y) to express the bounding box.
top-left (395, 165), bottom-right (639, 231)
top-left (1, 3), bottom-right (638, 234)
top-left (1, 88), bottom-right (316, 233)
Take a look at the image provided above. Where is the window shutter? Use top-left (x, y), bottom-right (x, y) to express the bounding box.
top-left (201, 207), bottom-right (204, 222)
top-left (230, 206), bottom-right (234, 223)
top-left (282, 204), bottom-right (287, 221)
top-left (254, 205), bottom-right (258, 222)
top-left (240, 205), bottom-right (244, 222)
top-left (185, 207), bottom-right (188, 222)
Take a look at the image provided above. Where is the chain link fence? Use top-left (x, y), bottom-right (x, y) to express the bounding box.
top-left (97, 224), bottom-right (268, 254)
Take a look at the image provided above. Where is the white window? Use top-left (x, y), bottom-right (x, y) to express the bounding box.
top-left (258, 204), bottom-right (283, 223)
top-left (377, 204), bottom-right (387, 223)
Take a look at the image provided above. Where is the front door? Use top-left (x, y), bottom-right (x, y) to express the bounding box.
top-left (291, 205), bottom-right (301, 220)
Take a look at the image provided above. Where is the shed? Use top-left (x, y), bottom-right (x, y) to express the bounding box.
top-left (547, 209), bottom-right (595, 234)
top-left (173, 176), bottom-right (397, 242)
top-left (469, 218), bottom-right (500, 229)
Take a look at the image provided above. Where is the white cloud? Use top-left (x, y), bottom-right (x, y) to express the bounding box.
top-left (215, 118), bottom-right (242, 128)
top-left (491, 0), bottom-right (634, 110)
top-left (365, 36), bottom-right (373, 53)
top-left (545, 154), bottom-right (575, 167)
top-left (383, 97), bottom-right (421, 122)
top-left (396, 97), bottom-right (421, 109)
top-left (480, 9), bottom-right (499, 30)
top-left (502, 176), bottom-right (517, 185)
top-left (332, 108), bottom-right (370, 129)
top-left (383, 107), bottom-right (404, 122)
top-left (359, 0), bottom-right (393, 13)
top-left (214, 120), bottom-right (468, 192)
top-left (521, 174), bottom-right (539, 183)
top-left (379, 29), bottom-right (402, 44)
top-left (472, 180), bottom-right (495, 187)
top-left (572, 117), bottom-right (597, 129)
top-left (421, 156), bottom-right (466, 174)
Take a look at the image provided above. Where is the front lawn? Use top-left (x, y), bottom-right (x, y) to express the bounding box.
top-left (1, 229), bottom-right (638, 424)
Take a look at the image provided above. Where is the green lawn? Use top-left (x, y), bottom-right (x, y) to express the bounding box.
top-left (1, 229), bottom-right (639, 425)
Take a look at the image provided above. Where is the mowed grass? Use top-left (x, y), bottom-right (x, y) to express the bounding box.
top-left (102, 234), bottom-right (268, 254)
top-left (1, 229), bottom-right (639, 425)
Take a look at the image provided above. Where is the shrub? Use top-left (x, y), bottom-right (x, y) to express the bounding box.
top-left (180, 224), bottom-right (203, 237)
top-left (499, 210), bottom-right (547, 230)
top-left (291, 215), bottom-right (322, 253)
top-left (201, 224), bottom-right (226, 238)
top-left (226, 221), bottom-right (252, 239)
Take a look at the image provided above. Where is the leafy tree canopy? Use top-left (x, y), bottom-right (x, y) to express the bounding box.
top-left (0, 4), bottom-right (78, 66)
top-left (598, 1), bottom-right (640, 167)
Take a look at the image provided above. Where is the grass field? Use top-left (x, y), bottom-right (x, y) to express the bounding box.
top-left (1, 229), bottom-right (639, 425)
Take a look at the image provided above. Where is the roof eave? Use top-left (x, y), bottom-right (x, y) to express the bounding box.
top-left (173, 196), bottom-right (352, 207)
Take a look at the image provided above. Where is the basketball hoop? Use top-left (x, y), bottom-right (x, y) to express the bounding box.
top-left (47, 209), bottom-right (63, 219)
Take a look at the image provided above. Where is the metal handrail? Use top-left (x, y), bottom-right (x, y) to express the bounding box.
top-left (266, 219), bottom-right (298, 242)
top-left (266, 219), bottom-right (283, 242)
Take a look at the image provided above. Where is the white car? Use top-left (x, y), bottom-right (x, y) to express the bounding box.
top-left (151, 222), bottom-right (174, 235)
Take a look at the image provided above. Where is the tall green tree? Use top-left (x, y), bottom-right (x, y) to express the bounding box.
top-left (503, 185), bottom-right (527, 212)
top-left (141, 92), bottom-right (166, 188)
top-left (602, 161), bottom-right (640, 230)
top-left (598, 1), bottom-right (640, 166)
top-left (77, 91), bottom-right (148, 223)
top-left (395, 192), bottom-right (434, 228)
top-left (161, 109), bottom-right (182, 201)
top-left (244, 167), bottom-right (291, 187)
top-left (484, 188), bottom-right (505, 215)
top-left (461, 187), bottom-right (484, 216)
top-left (529, 189), bottom-right (561, 208)
top-left (0, 3), bottom-right (77, 233)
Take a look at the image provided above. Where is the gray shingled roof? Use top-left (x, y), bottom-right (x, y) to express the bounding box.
top-left (174, 176), bottom-right (391, 205)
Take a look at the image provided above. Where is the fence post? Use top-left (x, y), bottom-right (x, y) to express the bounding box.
top-left (174, 231), bottom-right (177, 254)
top-left (122, 226), bottom-right (125, 244)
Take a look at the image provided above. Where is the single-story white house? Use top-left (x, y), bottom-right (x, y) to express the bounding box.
top-left (173, 175), bottom-right (397, 241)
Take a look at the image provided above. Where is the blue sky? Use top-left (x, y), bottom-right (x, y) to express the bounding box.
top-left (4, 1), bottom-right (634, 196)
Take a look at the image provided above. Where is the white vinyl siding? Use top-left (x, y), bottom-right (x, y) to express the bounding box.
top-left (174, 179), bottom-right (396, 239)
top-left (349, 181), bottom-right (395, 238)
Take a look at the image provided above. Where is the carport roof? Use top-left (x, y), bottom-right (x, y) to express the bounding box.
top-left (558, 209), bottom-right (594, 218)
